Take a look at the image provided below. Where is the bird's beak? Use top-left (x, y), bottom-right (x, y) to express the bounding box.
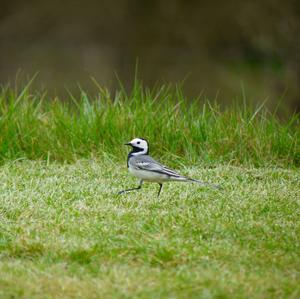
top-left (124, 142), bottom-right (131, 146)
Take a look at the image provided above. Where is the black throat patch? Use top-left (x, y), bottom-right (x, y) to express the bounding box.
top-left (127, 146), bottom-right (149, 167)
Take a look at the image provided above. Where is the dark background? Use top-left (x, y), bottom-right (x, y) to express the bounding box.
top-left (1, 0), bottom-right (300, 112)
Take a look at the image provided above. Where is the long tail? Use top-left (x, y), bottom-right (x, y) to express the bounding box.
top-left (166, 171), bottom-right (222, 190)
top-left (181, 177), bottom-right (222, 190)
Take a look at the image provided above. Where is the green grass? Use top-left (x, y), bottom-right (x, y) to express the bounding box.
top-left (0, 160), bottom-right (299, 298)
top-left (0, 81), bottom-right (299, 297)
top-left (0, 81), bottom-right (299, 166)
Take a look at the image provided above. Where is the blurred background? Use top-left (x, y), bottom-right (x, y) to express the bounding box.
top-left (1, 0), bottom-right (300, 113)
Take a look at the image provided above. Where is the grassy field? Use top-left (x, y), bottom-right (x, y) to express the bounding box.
top-left (0, 81), bottom-right (299, 166)
top-left (0, 160), bottom-right (299, 298)
top-left (0, 82), bottom-right (299, 298)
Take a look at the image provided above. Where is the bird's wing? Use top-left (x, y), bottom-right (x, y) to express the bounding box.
top-left (130, 155), bottom-right (221, 189)
top-left (133, 156), bottom-right (183, 178)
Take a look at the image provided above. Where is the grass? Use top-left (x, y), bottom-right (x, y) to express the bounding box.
top-left (0, 81), bottom-right (299, 297)
top-left (0, 160), bottom-right (299, 298)
top-left (0, 80), bottom-right (299, 166)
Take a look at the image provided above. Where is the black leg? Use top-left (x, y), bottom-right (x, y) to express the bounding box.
top-left (118, 180), bottom-right (143, 195)
top-left (157, 183), bottom-right (163, 197)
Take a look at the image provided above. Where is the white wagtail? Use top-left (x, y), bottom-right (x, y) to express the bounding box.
top-left (118, 137), bottom-right (221, 197)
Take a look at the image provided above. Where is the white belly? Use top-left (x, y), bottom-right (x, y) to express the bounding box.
top-left (128, 167), bottom-right (170, 182)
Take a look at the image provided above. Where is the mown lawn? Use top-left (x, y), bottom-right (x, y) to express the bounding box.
top-left (0, 160), bottom-right (299, 298)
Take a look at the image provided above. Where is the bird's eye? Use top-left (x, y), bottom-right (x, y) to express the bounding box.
top-left (137, 141), bottom-right (141, 144)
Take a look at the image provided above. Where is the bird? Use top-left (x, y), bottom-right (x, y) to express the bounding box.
top-left (118, 137), bottom-right (221, 197)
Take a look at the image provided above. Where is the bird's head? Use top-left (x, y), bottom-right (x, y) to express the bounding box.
top-left (125, 137), bottom-right (149, 155)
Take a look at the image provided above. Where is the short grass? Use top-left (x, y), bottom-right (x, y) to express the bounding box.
top-left (0, 81), bottom-right (299, 298)
top-left (0, 160), bottom-right (299, 298)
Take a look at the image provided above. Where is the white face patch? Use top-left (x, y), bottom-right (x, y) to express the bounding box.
top-left (129, 138), bottom-right (149, 155)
